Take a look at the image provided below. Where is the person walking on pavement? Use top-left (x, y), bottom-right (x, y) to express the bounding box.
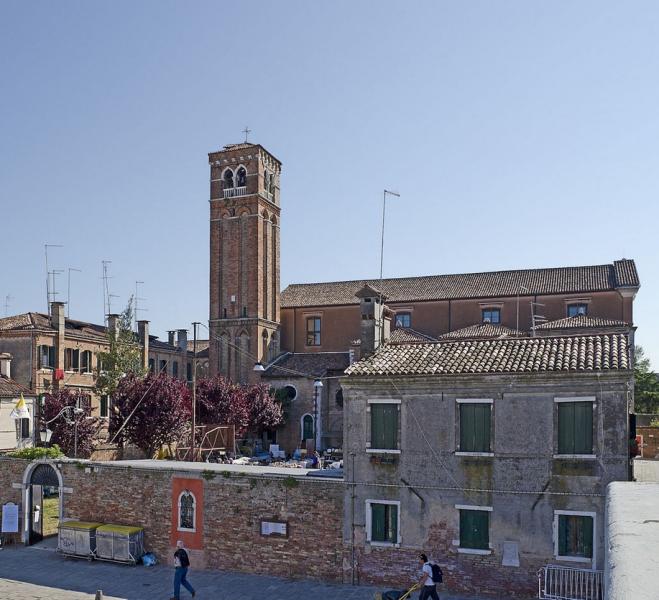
top-left (171, 540), bottom-right (196, 599)
top-left (417, 553), bottom-right (440, 600)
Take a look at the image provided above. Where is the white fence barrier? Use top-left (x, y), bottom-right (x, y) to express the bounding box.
top-left (538, 565), bottom-right (603, 600)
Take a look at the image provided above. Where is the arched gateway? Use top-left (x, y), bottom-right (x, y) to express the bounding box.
top-left (21, 461), bottom-right (63, 545)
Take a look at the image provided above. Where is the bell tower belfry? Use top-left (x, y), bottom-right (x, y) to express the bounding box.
top-left (208, 142), bottom-right (281, 382)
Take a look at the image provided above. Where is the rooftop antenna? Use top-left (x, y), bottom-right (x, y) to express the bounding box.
top-left (530, 300), bottom-right (546, 337)
top-left (516, 285), bottom-right (531, 336)
top-left (3, 294), bottom-right (12, 317)
top-left (134, 280), bottom-right (147, 331)
top-left (44, 244), bottom-right (63, 314)
top-left (67, 268), bottom-right (82, 318)
top-left (49, 269), bottom-right (64, 303)
top-left (378, 190), bottom-right (400, 346)
top-left (101, 260), bottom-right (113, 325)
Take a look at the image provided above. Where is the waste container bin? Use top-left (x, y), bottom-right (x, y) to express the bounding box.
top-left (95, 524), bottom-right (144, 564)
top-left (58, 521), bottom-right (103, 559)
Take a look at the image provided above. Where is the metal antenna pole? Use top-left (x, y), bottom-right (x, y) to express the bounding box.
top-left (134, 281), bottom-right (146, 331)
top-left (3, 294), bottom-right (12, 317)
top-left (378, 190), bottom-right (400, 345)
top-left (67, 268), bottom-right (81, 318)
top-left (191, 321), bottom-right (201, 462)
top-left (45, 244), bottom-right (63, 314)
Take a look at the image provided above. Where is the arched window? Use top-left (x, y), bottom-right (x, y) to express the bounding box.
top-left (301, 414), bottom-right (314, 441)
top-left (223, 169), bottom-right (234, 189)
top-left (264, 171), bottom-right (270, 193)
top-left (269, 172), bottom-right (275, 195)
top-left (178, 490), bottom-right (195, 531)
top-left (262, 330), bottom-right (269, 363)
top-left (236, 166), bottom-right (247, 187)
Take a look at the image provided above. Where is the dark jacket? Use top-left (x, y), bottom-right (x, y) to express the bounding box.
top-left (174, 548), bottom-right (190, 568)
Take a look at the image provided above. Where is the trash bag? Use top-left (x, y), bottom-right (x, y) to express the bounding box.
top-left (142, 552), bottom-right (157, 566)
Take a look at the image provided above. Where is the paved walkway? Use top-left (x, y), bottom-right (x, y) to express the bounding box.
top-left (0, 542), bottom-right (497, 600)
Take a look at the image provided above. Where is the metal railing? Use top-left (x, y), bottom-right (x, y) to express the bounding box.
top-left (223, 186), bottom-right (247, 198)
top-left (538, 565), bottom-right (603, 600)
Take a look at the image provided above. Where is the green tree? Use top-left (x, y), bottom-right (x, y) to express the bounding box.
top-left (95, 297), bottom-right (146, 400)
top-left (634, 346), bottom-right (659, 414)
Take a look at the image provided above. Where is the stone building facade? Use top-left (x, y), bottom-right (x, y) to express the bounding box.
top-left (341, 331), bottom-right (633, 597)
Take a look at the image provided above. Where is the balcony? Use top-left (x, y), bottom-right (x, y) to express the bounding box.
top-left (538, 565), bottom-right (603, 600)
top-left (223, 186), bottom-right (246, 199)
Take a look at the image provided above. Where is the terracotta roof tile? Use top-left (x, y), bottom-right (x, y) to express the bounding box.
top-left (533, 315), bottom-right (629, 331)
top-left (0, 375), bottom-right (33, 397)
top-left (439, 323), bottom-right (523, 340)
top-left (389, 328), bottom-right (438, 344)
top-left (262, 352), bottom-right (351, 379)
top-left (345, 333), bottom-right (630, 377)
top-left (281, 260), bottom-right (639, 308)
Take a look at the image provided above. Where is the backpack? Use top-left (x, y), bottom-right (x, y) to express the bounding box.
top-left (430, 563), bottom-right (443, 584)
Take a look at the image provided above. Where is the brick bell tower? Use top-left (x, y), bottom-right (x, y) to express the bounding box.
top-left (208, 142), bottom-right (281, 383)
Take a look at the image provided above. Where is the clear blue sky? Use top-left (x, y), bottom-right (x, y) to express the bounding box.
top-left (1, 1), bottom-right (657, 367)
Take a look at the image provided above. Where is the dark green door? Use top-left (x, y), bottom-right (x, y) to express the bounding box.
top-left (29, 484), bottom-right (43, 545)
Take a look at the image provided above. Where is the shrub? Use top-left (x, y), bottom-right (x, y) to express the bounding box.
top-left (8, 445), bottom-right (64, 460)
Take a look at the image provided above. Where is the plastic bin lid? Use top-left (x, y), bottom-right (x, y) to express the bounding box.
top-left (96, 524), bottom-right (143, 535)
top-left (58, 521), bottom-right (103, 530)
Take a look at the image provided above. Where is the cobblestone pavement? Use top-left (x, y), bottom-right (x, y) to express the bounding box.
top-left (0, 542), bottom-right (497, 600)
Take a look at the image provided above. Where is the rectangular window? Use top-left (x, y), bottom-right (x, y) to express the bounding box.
top-left (370, 403), bottom-right (398, 450)
top-left (20, 417), bottom-right (30, 439)
top-left (187, 362), bottom-right (192, 381)
top-left (40, 345), bottom-right (55, 369)
top-left (172, 361), bottom-right (179, 378)
top-left (306, 317), bottom-right (321, 346)
top-left (368, 501), bottom-right (399, 545)
top-left (64, 348), bottom-right (80, 372)
top-left (100, 395), bottom-right (109, 418)
top-left (159, 360), bottom-right (167, 374)
top-left (459, 403), bottom-right (492, 453)
top-left (567, 304), bottom-right (588, 317)
top-left (148, 358), bottom-right (155, 373)
top-left (556, 513), bottom-right (594, 560)
top-left (81, 350), bottom-right (92, 373)
top-left (395, 312), bottom-right (411, 328)
top-left (459, 508), bottom-right (490, 550)
top-left (482, 308), bottom-right (501, 324)
top-left (558, 401), bottom-right (593, 455)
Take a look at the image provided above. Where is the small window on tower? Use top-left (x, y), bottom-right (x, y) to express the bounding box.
top-left (237, 167), bottom-right (247, 187)
top-left (269, 173), bottom-right (275, 195)
top-left (264, 171), bottom-right (270, 193)
top-left (223, 169), bottom-right (234, 189)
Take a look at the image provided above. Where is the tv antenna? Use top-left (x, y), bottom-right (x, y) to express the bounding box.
top-left (44, 244), bottom-right (63, 314)
top-left (3, 294), bottom-right (12, 317)
top-left (101, 260), bottom-right (113, 324)
top-left (134, 280), bottom-right (147, 331)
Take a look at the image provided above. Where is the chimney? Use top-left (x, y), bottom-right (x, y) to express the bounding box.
top-left (355, 284), bottom-right (391, 359)
top-left (168, 330), bottom-right (176, 346)
top-left (107, 314), bottom-right (120, 340)
top-left (138, 320), bottom-right (150, 372)
top-left (177, 329), bottom-right (188, 353)
top-left (0, 353), bottom-right (11, 379)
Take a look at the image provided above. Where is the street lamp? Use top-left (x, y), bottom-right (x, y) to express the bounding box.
top-left (313, 379), bottom-right (323, 452)
top-left (42, 405), bottom-right (84, 457)
top-left (253, 362), bottom-right (265, 372)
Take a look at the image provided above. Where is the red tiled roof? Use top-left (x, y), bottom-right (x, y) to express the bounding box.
top-left (533, 315), bottom-right (629, 331)
top-left (389, 328), bottom-right (438, 344)
top-left (281, 260), bottom-right (639, 308)
top-left (346, 333), bottom-right (630, 376)
top-left (0, 375), bottom-right (33, 397)
top-left (262, 352), bottom-right (351, 378)
top-left (439, 323), bottom-right (523, 340)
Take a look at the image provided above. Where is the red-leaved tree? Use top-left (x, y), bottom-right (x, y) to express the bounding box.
top-left (244, 383), bottom-right (284, 435)
top-left (110, 372), bottom-right (191, 457)
top-left (43, 390), bottom-right (99, 458)
top-left (196, 376), bottom-right (250, 436)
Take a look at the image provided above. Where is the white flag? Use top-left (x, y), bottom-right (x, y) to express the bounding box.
top-left (10, 394), bottom-right (29, 419)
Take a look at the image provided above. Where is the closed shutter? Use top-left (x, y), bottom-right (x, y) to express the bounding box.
top-left (460, 404), bottom-right (491, 452)
top-left (371, 404), bottom-right (398, 450)
top-left (558, 514), bottom-right (568, 556)
top-left (460, 510), bottom-right (489, 549)
top-left (558, 402), bottom-right (593, 455)
top-left (582, 516), bottom-right (593, 558)
top-left (371, 503), bottom-right (386, 542)
top-left (48, 346), bottom-right (56, 368)
top-left (387, 504), bottom-right (398, 544)
top-left (21, 418), bottom-right (30, 439)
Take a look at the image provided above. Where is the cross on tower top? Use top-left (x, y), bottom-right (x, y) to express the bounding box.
top-left (242, 126), bottom-right (252, 143)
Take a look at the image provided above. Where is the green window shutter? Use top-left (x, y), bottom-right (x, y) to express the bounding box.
top-left (49, 346), bottom-right (56, 368)
top-left (558, 403), bottom-right (575, 454)
top-left (460, 404), bottom-right (491, 452)
top-left (582, 516), bottom-right (593, 558)
top-left (371, 404), bottom-right (398, 449)
top-left (573, 403), bottom-right (593, 454)
top-left (558, 515), bottom-right (568, 556)
top-left (460, 510), bottom-right (489, 549)
top-left (371, 503), bottom-right (386, 542)
top-left (387, 505), bottom-right (398, 543)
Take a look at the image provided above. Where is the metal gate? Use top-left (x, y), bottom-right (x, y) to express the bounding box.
top-left (538, 565), bottom-right (603, 600)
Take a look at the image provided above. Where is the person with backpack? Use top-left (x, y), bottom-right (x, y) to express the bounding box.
top-left (171, 540), bottom-right (196, 599)
top-left (417, 553), bottom-right (442, 600)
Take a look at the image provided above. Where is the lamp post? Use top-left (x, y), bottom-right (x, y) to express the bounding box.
top-left (40, 405), bottom-right (84, 457)
top-left (313, 379), bottom-right (323, 452)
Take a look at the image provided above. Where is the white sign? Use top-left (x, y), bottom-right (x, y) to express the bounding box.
top-left (260, 520), bottom-right (287, 537)
top-left (1, 503), bottom-right (19, 533)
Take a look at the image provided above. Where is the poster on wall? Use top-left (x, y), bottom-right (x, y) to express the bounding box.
top-left (1, 503), bottom-right (19, 533)
top-left (260, 520), bottom-right (287, 538)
